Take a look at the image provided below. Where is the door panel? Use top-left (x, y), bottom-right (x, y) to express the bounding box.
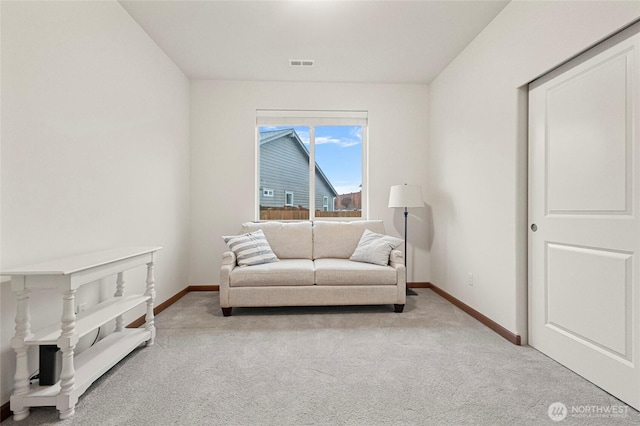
top-left (529, 25), bottom-right (640, 409)
top-left (546, 243), bottom-right (630, 357)
top-left (546, 52), bottom-right (630, 214)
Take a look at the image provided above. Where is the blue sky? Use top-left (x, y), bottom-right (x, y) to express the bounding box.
top-left (260, 125), bottom-right (362, 195)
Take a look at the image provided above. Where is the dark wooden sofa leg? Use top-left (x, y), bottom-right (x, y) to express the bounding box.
top-left (394, 304), bottom-right (404, 313)
top-left (222, 307), bottom-right (233, 317)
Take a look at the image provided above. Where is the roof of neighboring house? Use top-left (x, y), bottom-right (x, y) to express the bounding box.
top-left (259, 128), bottom-right (338, 197)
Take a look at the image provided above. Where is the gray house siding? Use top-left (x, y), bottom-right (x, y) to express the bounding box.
top-left (314, 173), bottom-right (335, 211)
top-left (260, 136), bottom-right (310, 208)
top-left (259, 130), bottom-right (337, 211)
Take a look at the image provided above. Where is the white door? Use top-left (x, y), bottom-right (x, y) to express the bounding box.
top-left (529, 25), bottom-right (640, 409)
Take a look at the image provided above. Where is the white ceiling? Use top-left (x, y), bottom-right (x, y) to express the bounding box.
top-left (119, 0), bottom-right (510, 84)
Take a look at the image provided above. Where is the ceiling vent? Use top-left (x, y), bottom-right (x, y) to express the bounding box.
top-left (289, 59), bottom-right (315, 67)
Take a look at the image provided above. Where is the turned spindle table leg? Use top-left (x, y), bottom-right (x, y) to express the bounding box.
top-left (57, 289), bottom-right (78, 420)
top-left (10, 288), bottom-right (32, 421)
top-left (114, 272), bottom-right (125, 332)
top-left (145, 261), bottom-right (156, 345)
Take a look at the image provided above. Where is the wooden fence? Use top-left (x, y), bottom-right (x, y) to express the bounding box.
top-left (316, 210), bottom-right (361, 218)
top-left (260, 207), bottom-right (361, 221)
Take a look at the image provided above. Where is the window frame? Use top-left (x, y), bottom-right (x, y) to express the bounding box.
top-left (256, 110), bottom-right (368, 221)
top-left (284, 191), bottom-right (294, 207)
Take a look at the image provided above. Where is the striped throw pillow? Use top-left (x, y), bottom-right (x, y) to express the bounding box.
top-left (223, 229), bottom-right (279, 267)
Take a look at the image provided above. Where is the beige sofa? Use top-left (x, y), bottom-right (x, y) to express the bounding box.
top-left (219, 220), bottom-right (406, 316)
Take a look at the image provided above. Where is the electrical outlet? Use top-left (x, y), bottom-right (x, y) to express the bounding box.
top-left (467, 273), bottom-right (474, 287)
top-left (75, 303), bottom-right (87, 314)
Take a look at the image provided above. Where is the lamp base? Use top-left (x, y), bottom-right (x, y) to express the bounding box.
top-left (406, 287), bottom-right (418, 296)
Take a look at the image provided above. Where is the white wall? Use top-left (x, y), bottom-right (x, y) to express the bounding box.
top-left (189, 80), bottom-right (429, 286)
top-left (429, 0), bottom-right (640, 341)
top-left (0, 1), bottom-right (190, 405)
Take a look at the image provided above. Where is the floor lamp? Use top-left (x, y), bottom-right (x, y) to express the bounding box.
top-left (388, 184), bottom-right (424, 296)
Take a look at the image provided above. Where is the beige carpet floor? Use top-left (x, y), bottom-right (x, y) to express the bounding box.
top-left (4, 289), bottom-right (640, 425)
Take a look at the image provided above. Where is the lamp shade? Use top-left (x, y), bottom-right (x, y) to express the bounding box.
top-left (388, 184), bottom-right (423, 208)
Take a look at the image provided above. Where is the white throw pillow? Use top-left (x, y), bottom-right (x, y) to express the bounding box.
top-left (223, 229), bottom-right (279, 267)
top-left (349, 229), bottom-right (403, 266)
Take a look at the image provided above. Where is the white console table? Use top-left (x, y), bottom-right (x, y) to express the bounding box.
top-left (2, 247), bottom-right (161, 421)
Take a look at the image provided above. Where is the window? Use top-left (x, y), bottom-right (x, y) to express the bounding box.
top-left (285, 191), bottom-right (294, 206)
top-left (256, 110), bottom-right (367, 221)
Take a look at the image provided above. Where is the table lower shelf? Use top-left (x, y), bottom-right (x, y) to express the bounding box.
top-left (13, 328), bottom-right (151, 409)
top-left (25, 295), bottom-right (151, 345)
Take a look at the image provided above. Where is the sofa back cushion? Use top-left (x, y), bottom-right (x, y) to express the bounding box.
top-left (313, 220), bottom-right (386, 259)
top-left (240, 221), bottom-right (312, 259)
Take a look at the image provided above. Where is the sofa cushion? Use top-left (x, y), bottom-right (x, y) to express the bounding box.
top-left (229, 259), bottom-right (315, 287)
top-left (350, 229), bottom-right (403, 266)
top-left (222, 230), bottom-right (279, 267)
top-left (241, 221), bottom-right (312, 259)
top-left (313, 220), bottom-right (386, 259)
top-left (314, 258), bottom-right (397, 286)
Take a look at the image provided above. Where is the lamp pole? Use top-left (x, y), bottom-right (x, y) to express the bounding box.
top-left (403, 207), bottom-right (408, 269)
top-left (403, 207), bottom-right (418, 295)
top-left (388, 184), bottom-right (423, 296)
